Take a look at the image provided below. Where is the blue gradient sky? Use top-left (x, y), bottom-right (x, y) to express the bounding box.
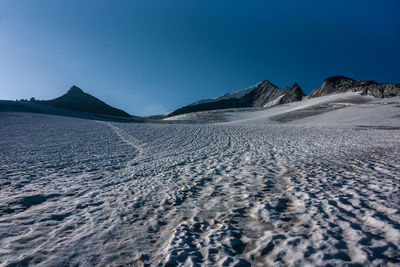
top-left (0, 1), bottom-right (399, 115)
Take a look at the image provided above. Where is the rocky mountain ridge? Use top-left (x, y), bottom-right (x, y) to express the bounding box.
top-left (309, 75), bottom-right (400, 98)
top-left (168, 80), bottom-right (305, 117)
top-left (2, 76), bottom-right (399, 120)
top-left (168, 75), bottom-right (399, 117)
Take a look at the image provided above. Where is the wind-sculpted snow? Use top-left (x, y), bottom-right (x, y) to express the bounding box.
top-left (1, 110), bottom-right (400, 266)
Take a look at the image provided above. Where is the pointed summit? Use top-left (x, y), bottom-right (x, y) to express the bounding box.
top-left (67, 85), bottom-right (84, 94)
top-left (39, 85), bottom-right (131, 117)
top-left (168, 79), bottom-right (305, 117)
top-left (278, 82), bottom-right (305, 105)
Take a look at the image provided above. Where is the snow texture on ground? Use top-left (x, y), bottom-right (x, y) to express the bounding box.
top-left (1, 93), bottom-right (400, 266)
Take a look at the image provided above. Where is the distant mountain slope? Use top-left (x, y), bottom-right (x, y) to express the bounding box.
top-left (169, 80), bottom-right (305, 117)
top-left (0, 100), bottom-right (139, 122)
top-left (39, 86), bottom-right (131, 117)
top-left (189, 83), bottom-right (260, 106)
top-left (0, 85), bottom-right (139, 122)
top-left (309, 75), bottom-right (400, 98)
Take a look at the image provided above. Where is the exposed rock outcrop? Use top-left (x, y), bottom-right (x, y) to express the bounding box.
top-left (309, 75), bottom-right (400, 98)
top-left (361, 83), bottom-right (400, 98)
top-left (279, 83), bottom-right (306, 104)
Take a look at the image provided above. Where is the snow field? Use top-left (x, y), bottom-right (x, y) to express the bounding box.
top-left (0, 107), bottom-right (400, 266)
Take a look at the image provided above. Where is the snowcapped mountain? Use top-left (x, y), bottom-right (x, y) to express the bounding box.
top-left (168, 75), bottom-right (400, 118)
top-left (168, 80), bottom-right (305, 117)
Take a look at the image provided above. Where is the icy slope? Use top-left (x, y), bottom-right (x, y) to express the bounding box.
top-left (1, 97), bottom-right (400, 266)
top-left (165, 92), bottom-right (400, 128)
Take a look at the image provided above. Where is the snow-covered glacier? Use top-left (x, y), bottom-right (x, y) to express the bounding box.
top-left (1, 93), bottom-right (400, 266)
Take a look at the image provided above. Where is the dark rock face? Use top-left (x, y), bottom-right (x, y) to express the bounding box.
top-left (169, 80), bottom-right (305, 117)
top-left (279, 83), bottom-right (306, 104)
top-left (309, 75), bottom-right (400, 98)
top-left (361, 83), bottom-right (400, 98)
top-left (68, 85), bottom-right (84, 94)
top-left (39, 86), bottom-right (131, 118)
top-left (243, 80), bottom-right (283, 107)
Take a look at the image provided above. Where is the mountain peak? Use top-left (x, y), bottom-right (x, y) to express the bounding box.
top-left (260, 79), bottom-right (275, 87)
top-left (39, 85), bottom-right (131, 118)
top-left (309, 75), bottom-right (400, 98)
top-left (68, 85), bottom-right (84, 94)
top-left (169, 78), bottom-right (304, 117)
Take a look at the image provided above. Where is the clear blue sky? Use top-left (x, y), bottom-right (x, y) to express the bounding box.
top-left (0, 1), bottom-right (399, 115)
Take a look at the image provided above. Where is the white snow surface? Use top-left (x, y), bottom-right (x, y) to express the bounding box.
top-left (263, 94), bottom-right (284, 108)
top-left (1, 93), bottom-right (400, 266)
